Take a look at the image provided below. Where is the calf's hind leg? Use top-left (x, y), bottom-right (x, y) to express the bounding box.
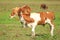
top-left (45, 19), bottom-right (54, 36)
top-left (49, 22), bottom-right (54, 36)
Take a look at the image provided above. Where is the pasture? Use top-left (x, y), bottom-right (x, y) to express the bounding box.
top-left (0, 0), bottom-right (60, 40)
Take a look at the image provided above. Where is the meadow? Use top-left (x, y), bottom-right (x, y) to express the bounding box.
top-left (0, 0), bottom-right (60, 40)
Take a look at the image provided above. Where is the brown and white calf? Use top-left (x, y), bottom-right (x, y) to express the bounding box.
top-left (10, 5), bottom-right (55, 37)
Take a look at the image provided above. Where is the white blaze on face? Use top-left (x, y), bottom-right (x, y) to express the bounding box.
top-left (10, 15), bottom-right (15, 19)
top-left (10, 16), bottom-right (14, 19)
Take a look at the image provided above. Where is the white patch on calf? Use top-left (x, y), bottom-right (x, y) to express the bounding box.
top-left (47, 12), bottom-right (49, 14)
top-left (27, 13), bottom-right (41, 27)
top-left (30, 13), bottom-right (41, 22)
top-left (20, 16), bottom-right (26, 28)
top-left (45, 18), bottom-right (51, 23)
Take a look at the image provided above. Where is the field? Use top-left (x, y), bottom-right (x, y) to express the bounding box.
top-left (0, 0), bottom-right (60, 40)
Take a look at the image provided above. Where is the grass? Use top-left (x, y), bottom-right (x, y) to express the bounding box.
top-left (0, 0), bottom-right (60, 40)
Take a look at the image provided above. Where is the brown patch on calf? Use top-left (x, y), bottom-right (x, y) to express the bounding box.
top-left (20, 5), bottom-right (34, 23)
top-left (38, 12), bottom-right (55, 25)
top-left (22, 14), bottom-right (34, 23)
top-left (38, 12), bottom-right (47, 25)
top-left (46, 12), bottom-right (55, 21)
top-left (21, 5), bottom-right (31, 14)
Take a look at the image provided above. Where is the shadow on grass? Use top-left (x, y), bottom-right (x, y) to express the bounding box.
top-left (26, 33), bottom-right (49, 37)
top-left (25, 33), bottom-right (57, 40)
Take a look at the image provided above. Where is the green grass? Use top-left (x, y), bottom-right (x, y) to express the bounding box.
top-left (0, 0), bottom-right (60, 40)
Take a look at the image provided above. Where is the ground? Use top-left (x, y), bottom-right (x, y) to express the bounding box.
top-left (0, 0), bottom-right (60, 40)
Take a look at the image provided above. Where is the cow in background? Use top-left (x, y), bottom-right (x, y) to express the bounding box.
top-left (40, 4), bottom-right (48, 10)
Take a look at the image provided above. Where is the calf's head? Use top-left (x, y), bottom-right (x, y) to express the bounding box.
top-left (10, 7), bottom-right (21, 19)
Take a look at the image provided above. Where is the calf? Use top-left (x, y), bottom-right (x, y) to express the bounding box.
top-left (10, 5), bottom-right (55, 37)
